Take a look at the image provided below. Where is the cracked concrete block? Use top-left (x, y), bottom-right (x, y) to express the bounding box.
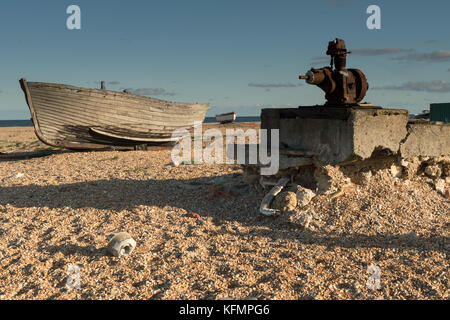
top-left (400, 122), bottom-right (450, 159)
top-left (261, 107), bottom-right (409, 165)
top-left (352, 109), bottom-right (408, 161)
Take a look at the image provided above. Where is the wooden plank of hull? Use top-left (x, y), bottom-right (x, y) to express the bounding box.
top-left (29, 87), bottom-right (207, 117)
top-left (19, 79), bottom-right (209, 148)
top-left (27, 83), bottom-right (206, 115)
top-left (28, 85), bottom-right (208, 119)
top-left (31, 95), bottom-right (203, 129)
top-left (89, 127), bottom-right (184, 143)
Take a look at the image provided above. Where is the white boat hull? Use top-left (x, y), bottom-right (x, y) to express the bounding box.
top-left (216, 112), bottom-right (237, 123)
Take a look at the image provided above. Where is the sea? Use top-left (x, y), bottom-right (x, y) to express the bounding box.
top-left (0, 120), bottom-right (34, 127)
top-left (0, 116), bottom-right (261, 127)
top-left (1, 113), bottom-right (422, 127)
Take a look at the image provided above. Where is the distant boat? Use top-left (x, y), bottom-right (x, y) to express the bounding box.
top-left (216, 112), bottom-right (237, 124)
top-left (19, 79), bottom-right (209, 149)
top-left (412, 109), bottom-right (430, 120)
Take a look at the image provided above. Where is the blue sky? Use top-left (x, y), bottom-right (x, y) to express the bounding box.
top-left (0, 0), bottom-right (449, 119)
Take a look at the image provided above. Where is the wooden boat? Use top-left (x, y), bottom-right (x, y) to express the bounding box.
top-left (216, 112), bottom-right (237, 124)
top-left (19, 79), bottom-right (209, 149)
top-left (411, 109), bottom-right (430, 120)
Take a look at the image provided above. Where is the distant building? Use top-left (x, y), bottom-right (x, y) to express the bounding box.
top-left (430, 103), bottom-right (450, 122)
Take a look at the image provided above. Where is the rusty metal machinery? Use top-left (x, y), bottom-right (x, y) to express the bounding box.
top-left (299, 39), bottom-right (369, 106)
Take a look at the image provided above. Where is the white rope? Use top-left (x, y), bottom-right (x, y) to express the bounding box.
top-left (260, 177), bottom-right (290, 216)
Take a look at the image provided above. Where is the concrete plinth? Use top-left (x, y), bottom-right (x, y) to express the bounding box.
top-left (261, 106), bottom-right (410, 165)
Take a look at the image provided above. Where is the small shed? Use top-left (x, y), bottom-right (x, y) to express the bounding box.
top-left (430, 103), bottom-right (450, 122)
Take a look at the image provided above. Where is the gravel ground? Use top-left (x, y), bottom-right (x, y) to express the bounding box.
top-left (0, 125), bottom-right (448, 300)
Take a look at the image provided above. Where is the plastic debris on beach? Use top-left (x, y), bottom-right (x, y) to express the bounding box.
top-left (107, 232), bottom-right (136, 258)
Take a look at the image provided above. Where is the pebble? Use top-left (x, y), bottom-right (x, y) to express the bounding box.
top-left (434, 179), bottom-right (445, 195)
top-left (296, 187), bottom-right (316, 207)
top-left (425, 165), bottom-right (442, 178)
top-left (272, 191), bottom-right (297, 212)
top-left (0, 125), bottom-right (448, 300)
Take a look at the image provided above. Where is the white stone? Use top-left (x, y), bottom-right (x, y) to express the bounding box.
top-left (390, 165), bottom-right (402, 178)
top-left (289, 210), bottom-right (313, 228)
top-left (296, 187), bottom-right (316, 207)
top-left (434, 179), bottom-right (445, 195)
top-left (425, 164), bottom-right (442, 178)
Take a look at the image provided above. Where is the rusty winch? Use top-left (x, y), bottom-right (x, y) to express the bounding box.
top-left (299, 38), bottom-right (369, 106)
